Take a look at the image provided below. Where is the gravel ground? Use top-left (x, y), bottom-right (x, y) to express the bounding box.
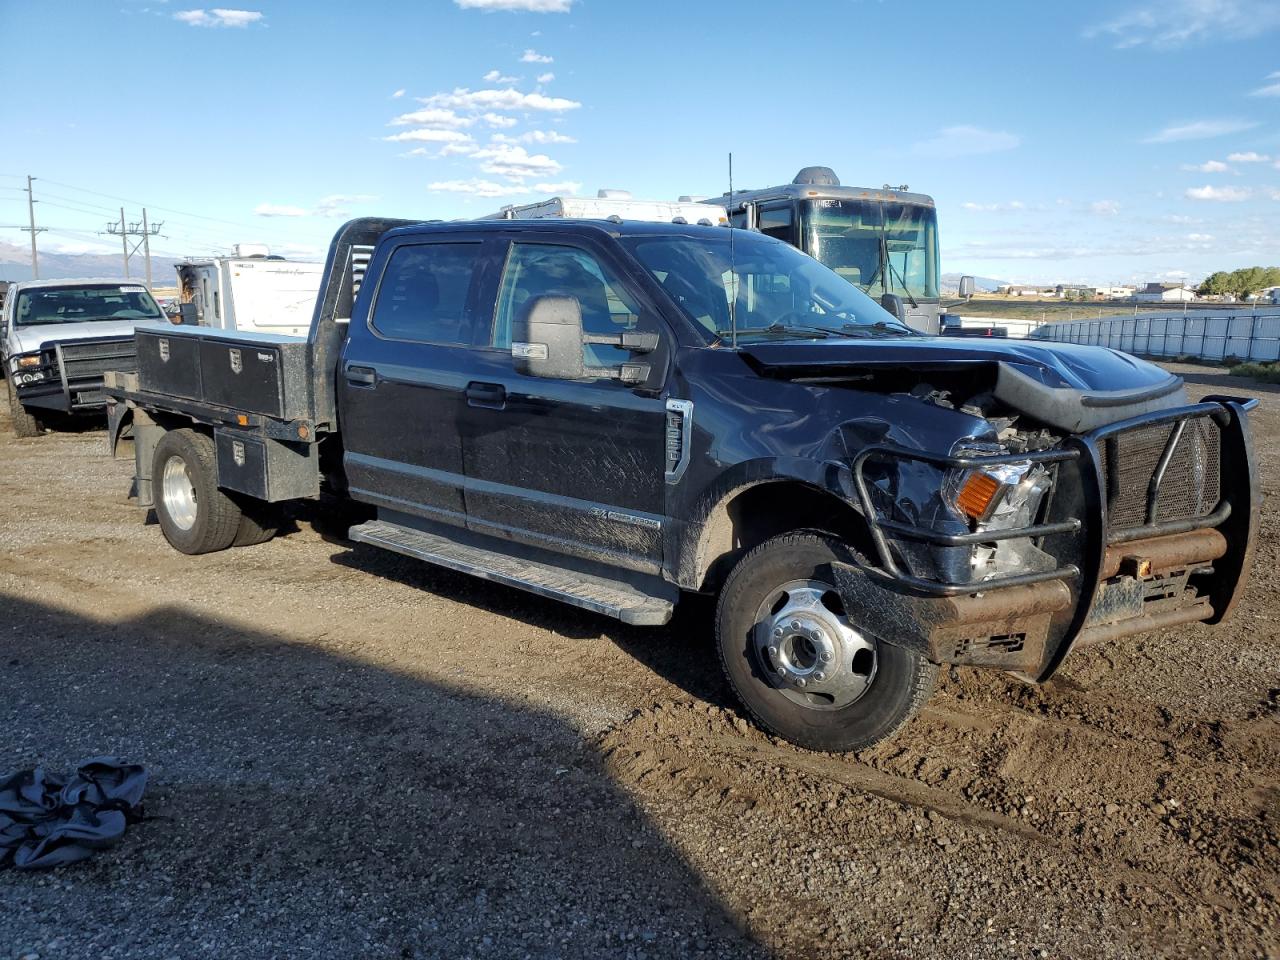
top-left (1, 363), bottom-right (1277, 960)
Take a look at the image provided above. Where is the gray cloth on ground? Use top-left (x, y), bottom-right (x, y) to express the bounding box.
top-left (0, 758), bottom-right (147, 869)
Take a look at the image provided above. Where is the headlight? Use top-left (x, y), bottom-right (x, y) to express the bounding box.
top-left (944, 444), bottom-right (1050, 532)
top-left (16, 355), bottom-right (41, 368)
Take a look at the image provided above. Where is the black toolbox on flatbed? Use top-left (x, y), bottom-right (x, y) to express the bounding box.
top-left (134, 326), bottom-right (313, 421)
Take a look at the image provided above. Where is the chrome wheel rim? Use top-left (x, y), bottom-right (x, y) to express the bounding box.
top-left (161, 455), bottom-right (198, 531)
top-left (753, 579), bottom-right (877, 711)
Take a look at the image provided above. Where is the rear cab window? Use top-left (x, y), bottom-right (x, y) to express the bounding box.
top-left (370, 242), bottom-right (482, 345)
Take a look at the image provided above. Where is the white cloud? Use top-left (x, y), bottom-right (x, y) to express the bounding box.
top-left (428, 179), bottom-right (526, 198)
top-left (1267, 187), bottom-right (1280, 201)
top-left (1185, 184), bottom-right (1251, 201)
top-left (481, 112), bottom-right (518, 128)
top-left (1182, 160), bottom-right (1231, 173)
top-left (1090, 200), bottom-right (1121, 216)
top-left (1084, 0), bottom-right (1280, 50)
top-left (521, 49), bottom-right (553, 63)
top-left (1142, 119), bottom-right (1260, 142)
top-left (254, 196), bottom-right (377, 218)
top-left (383, 128), bottom-right (474, 143)
top-left (473, 143), bottom-right (563, 179)
top-left (173, 8), bottom-right (263, 27)
top-left (389, 107), bottom-right (473, 129)
top-left (454, 0), bottom-right (572, 10)
top-left (960, 200), bottom-right (1025, 212)
top-left (314, 194), bottom-right (377, 217)
top-left (1226, 151), bottom-right (1270, 163)
top-left (391, 89), bottom-right (406, 99)
top-left (536, 71), bottom-right (554, 84)
top-left (254, 203), bottom-right (309, 217)
top-left (1186, 233), bottom-right (1215, 242)
top-left (483, 70), bottom-right (519, 83)
top-left (493, 129), bottom-right (577, 145)
top-left (534, 181), bottom-right (581, 194)
top-left (1249, 70), bottom-right (1280, 96)
top-left (912, 125), bottom-right (1020, 157)
top-left (417, 87), bottom-right (581, 113)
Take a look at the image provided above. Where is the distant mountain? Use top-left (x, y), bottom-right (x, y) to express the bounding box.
top-left (0, 240), bottom-right (182, 284)
top-left (941, 273), bottom-right (1007, 293)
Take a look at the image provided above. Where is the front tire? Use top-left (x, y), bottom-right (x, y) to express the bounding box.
top-left (152, 428), bottom-right (243, 555)
top-left (716, 531), bottom-right (938, 752)
top-left (7, 382), bottom-right (44, 438)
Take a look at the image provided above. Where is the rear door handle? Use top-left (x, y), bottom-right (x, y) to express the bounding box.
top-left (345, 364), bottom-right (377, 387)
top-left (465, 381), bottom-right (506, 409)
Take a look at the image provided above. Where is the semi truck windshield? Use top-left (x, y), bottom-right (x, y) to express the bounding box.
top-left (800, 199), bottom-right (940, 301)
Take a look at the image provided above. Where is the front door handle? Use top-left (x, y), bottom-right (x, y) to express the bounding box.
top-left (465, 381), bottom-right (506, 409)
top-left (345, 364), bottom-right (377, 387)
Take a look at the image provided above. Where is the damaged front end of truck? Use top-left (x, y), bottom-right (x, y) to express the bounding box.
top-left (745, 339), bottom-right (1260, 682)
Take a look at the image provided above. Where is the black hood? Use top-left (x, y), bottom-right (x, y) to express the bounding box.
top-left (738, 336), bottom-right (1186, 433)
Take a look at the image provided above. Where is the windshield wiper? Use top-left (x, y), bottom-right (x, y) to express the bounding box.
top-left (715, 324), bottom-right (838, 341)
top-left (841, 320), bottom-right (916, 338)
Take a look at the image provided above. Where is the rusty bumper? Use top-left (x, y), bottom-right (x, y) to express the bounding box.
top-left (834, 396), bottom-right (1259, 682)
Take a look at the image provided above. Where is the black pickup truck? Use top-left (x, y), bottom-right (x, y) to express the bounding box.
top-left (103, 217), bottom-right (1259, 752)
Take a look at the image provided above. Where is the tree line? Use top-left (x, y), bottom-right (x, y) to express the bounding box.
top-left (1197, 266), bottom-right (1280, 299)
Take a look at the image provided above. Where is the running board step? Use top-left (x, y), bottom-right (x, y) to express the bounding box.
top-left (348, 519), bottom-right (676, 626)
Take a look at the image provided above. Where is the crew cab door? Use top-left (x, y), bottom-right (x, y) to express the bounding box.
top-left (459, 235), bottom-right (670, 573)
top-left (337, 237), bottom-right (494, 527)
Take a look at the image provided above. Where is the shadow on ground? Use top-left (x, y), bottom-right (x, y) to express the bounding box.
top-left (0, 592), bottom-right (767, 959)
top-left (329, 541), bottom-right (737, 711)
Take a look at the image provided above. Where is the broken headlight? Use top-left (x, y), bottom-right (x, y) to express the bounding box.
top-left (943, 443), bottom-right (1054, 581)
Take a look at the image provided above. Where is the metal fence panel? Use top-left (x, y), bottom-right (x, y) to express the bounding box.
top-left (1030, 310), bottom-right (1280, 364)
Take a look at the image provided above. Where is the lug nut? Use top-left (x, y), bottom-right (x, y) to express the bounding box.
top-left (821, 651), bottom-right (833, 663)
top-left (796, 678), bottom-right (807, 688)
top-left (767, 645), bottom-right (778, 656)
top-left (814, 672), bottom-right (826, 682)
top-left (790, 620), bottom-right (801, 631)
top-left (773, 626), bottom-right (783, 638)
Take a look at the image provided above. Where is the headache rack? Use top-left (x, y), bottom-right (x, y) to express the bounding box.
top-left (850, 399), bottom-right (1252, 597)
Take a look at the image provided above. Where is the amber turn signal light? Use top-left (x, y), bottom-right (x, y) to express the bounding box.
top-left (955, 471), bottom-right (1002, 520)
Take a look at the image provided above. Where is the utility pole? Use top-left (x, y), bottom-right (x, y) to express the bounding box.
top-left (105, 211), bottom-right (162, 285)
top-left (24, 176), bottom-right (46, 280)
top-left (119, 208), bottom-right (130, 278)
top-left (141, 208), bottom-right (153, 288)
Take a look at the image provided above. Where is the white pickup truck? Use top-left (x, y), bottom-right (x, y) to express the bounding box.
top-left (2, 278), bottom-right (157, 436)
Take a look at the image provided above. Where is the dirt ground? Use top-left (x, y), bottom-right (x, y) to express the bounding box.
top-left (1, 362), bottom-right (1277, 960)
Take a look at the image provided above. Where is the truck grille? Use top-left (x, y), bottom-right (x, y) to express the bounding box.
top-left (1098, 415), bottom-right (1221, 531)
top-left (46, 337), bottom-right (138, 381)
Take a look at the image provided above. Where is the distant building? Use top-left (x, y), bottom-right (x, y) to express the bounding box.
top-left (1054, 284), bottom-right (1095, 299)
top-left (1002, 284), bottom-right (1052, 297)
top-left (1094, 285), bottom-right (1136, 299)
top-left (1135, 282), bottom-right (1196, 303)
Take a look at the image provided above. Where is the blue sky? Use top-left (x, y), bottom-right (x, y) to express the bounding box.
top-left (1, 0), bottom-right (1277, 285)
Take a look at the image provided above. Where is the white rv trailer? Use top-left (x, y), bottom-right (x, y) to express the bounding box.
top-left (484, 190), bottom-right (729, 225)
top-left (175, 245), bottom-right (324, 339)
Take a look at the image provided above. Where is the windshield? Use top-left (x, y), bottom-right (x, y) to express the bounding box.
top-left (800, 199), bottom-right (940, 301)
top-left (15, 284), bottom-right (164, 326)
top-left (620, 231), bottom-right (913, 342)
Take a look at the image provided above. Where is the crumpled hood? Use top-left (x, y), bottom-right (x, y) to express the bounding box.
top-left (739, 336), bottom-right (1186, 433)
top-left (7, 319), bottom-right (142, 356)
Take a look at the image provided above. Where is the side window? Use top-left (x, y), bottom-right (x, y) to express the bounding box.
top-left (493, 242), bottom-right (643, 369)
top-left (371, 242), bottom-right (479, 344)
top-left (728, 207), bottom-right (749, 229)
top-left (757, 204), bottom-right (794, 243)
